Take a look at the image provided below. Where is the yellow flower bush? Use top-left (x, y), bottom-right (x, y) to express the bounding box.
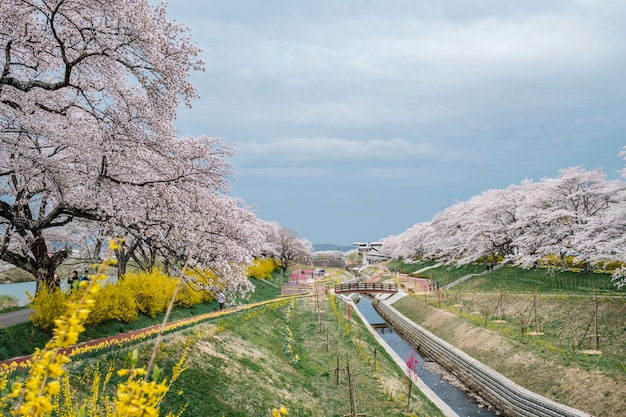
top-left (0, 240), bottom-right (192, 416)
top-left (175, 280), bottom-right (211, 308)
top-left (247, 258), bottom-right (276, 279)
top-left (29, 270), bottom-right (182, 329)
top-left (117, 271), bottom-right (178, 318)
top-left (27, 286), bottom-right (68, 331)
top-left (5, 269), bottom-right (103, 415)
top-left (87, 283), bottom-right (139, 325)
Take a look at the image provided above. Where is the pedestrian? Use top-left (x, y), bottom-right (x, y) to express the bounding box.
top-left (217, 292), bottom-right (225, 310)
top-left (80, 270), bottom-right (90, 282)
top-left (67, 270), bottom-right (79, 292)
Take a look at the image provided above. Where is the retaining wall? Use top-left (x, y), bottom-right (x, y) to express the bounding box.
top-left (373, 299), bottom-right (593, 417)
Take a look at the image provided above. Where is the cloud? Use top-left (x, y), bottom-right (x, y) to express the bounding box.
top-left (233, 136), bottom-right (437, 168)
top-left (175, 0), bottom-right (626, 143)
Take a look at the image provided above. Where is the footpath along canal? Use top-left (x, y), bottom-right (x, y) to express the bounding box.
top-left (354, 296), bottom-right (497, 417)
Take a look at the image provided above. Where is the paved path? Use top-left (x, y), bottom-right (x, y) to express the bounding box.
top-left (0, 308), bottom-right (33, 328)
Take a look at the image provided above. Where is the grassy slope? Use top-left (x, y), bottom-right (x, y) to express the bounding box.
top-left (61, 295), bottom-right (445, 417)
top-left (5, 262), bottom-right (624, 415)
top-left (387, 262), bottom-right (626, 417)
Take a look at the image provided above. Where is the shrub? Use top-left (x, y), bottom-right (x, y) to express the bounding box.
top-left (247, 258), bottom-right (276, 279)
top-left (118, 271), bottom-right (177, 318)
top-left (0, 295), bottom-right (18, 310)
top-left (87, 283), bottom-right (138, 325)
top-left (27, 286), bottom-right (68, 331)
top-left (175, 281), bottom-right (208, 307)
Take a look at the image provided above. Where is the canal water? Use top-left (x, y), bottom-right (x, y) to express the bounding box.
top-left (355, 296), bottom-right (497, 417)
top-left (0, 281), bottom-right (36, 306)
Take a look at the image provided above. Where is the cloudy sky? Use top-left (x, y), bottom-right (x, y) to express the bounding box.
top-left (164, 0), bottom-right (626, 246)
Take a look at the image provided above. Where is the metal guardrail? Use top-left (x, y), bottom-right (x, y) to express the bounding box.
top-left (373, 300), bottom-right (592, 417)
top-left (334, 282), bottom-right (398, 294)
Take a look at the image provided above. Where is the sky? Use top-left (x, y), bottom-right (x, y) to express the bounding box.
top-left (163, 0), bottom-right (626, 247)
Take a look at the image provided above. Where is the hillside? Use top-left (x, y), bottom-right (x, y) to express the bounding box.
top-left (312, 243), bottom-right (351, 252)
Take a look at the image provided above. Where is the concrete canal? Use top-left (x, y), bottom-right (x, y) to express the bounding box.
top-left (354, 296), bottom-right (498, 417)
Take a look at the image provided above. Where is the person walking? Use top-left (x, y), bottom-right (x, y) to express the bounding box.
top-left (80, 270), bottom-right (90, 282)
top-left (217, 292), bottom-right (226, 310)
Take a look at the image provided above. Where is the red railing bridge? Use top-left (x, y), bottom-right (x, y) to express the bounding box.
top-left (334, 282), bottom-right (398, 294)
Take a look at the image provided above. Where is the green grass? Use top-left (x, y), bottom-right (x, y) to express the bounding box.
top-left (461, 265), bottom-right (617, 294)
top-left (422, 291), bottom-right (626, 370)
top-left (32, 295), bottom-right (446, 416)
top-left (150, 296), bottom-right (445, 416)
top-left (388, 260), bottom-right (619, 294)
top-left (387, 260), bottom-right (440, 275)
top-left (392, 291), bottom-right (626, 417)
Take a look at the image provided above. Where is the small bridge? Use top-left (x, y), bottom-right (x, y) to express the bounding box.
top-left (334, 282), bottom-right (398, 294)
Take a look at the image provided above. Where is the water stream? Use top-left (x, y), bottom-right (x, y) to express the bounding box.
top-left (355, 296), bottom-right (498, 417)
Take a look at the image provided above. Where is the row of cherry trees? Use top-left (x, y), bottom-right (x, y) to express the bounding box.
top-left (0, 0), bottom-right (312, 297)
top-left (380, 162), bottom-right (626, 289)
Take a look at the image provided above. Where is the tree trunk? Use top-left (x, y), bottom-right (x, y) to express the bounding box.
top-left (92, 237), bottom-right (104, 264)
top-left (116, 248), bottom-right (129, 280)
top-left (116, 239), bottom-right (143, 279)
top-left (147, 249), bottom-right (156, 273)
top-left (35, 250), bottom-right (67, 293)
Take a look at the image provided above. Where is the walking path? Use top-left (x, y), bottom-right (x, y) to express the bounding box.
top-left (0, 308), bottom-right (33, 327)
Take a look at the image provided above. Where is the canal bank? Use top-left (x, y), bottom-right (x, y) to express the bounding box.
top-left (343, 292), bottom-right (497, 417)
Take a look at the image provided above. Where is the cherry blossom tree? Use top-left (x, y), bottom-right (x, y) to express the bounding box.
top-left (159, 195), bottom-right (264, 303)
top-left (426, 200), bottom-right (475, 265)
top-left (265, 226), bottom-right (313, 275)
top-left (511, 167), bottom-right (620, 271)
top-left (380, 222), bottom-right (434, 262)
top-left (0, 0), bottom-right (240, 292)
top-left (437, 187), bottom-right (521, 269)
top-left (381, 162), bottom-right (626, 290)
top-left (580, 147), bottom-right (626, 288)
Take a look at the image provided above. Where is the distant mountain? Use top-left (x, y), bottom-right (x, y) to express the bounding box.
top-left (313, 243), bottom-right (352, 252)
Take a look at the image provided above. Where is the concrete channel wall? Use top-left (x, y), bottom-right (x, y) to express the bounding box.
top-left (373, 299), bottom-right (593, 417)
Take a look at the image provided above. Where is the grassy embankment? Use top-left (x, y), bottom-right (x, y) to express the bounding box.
top-left (150, 292), bottom-right (444, 416)
top-left (385, 260), bottom-right (626, 417)
top-left (0, 273), bottom-right (284, 361)
top-left (2, 268), bottom-right (446, 416)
